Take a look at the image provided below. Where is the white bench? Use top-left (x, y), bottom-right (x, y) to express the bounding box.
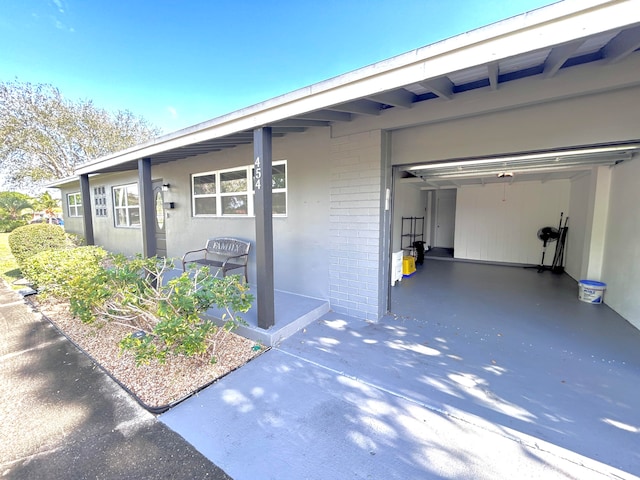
top-left (181, 237), bottom-right (250, 282)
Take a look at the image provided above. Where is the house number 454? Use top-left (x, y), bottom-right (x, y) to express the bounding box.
top-left (254, 156), bottom-right (262, 190)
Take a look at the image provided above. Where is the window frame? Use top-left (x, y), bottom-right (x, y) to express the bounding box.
top-left (112, 183), bottom-right (141, 228)
top-left (67, 192), bottom-right (83, 217)
top-left (192, 160), bottom-right (287, 217)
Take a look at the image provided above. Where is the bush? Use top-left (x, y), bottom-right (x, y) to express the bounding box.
top-left (21, 246), bottom-right (254, 366)
top-left (8, 223), bottom-right (68, 266)
top-left (0, 219), bottom-right (27, 233)
top-left (110, 256), bottom-right (254, 365)
top-left (66, 233), bottom-right (85, 247)
top-left (22, 246), bottom-right (108, 299)
top-left (101, 256), bottom-right (254, 365)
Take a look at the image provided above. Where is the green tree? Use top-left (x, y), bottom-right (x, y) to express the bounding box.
top-left (0, 191), bottom-right (33, 232)
top-left (0, 191), bottom-right (33, 220)
top-left (33, 191), bottom-right (61, 216)
top-left (0, 80), bottom-right (162, 189)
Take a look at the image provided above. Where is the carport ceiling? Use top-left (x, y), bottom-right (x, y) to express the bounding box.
top-left (397, 143), bottom-right (640, 189)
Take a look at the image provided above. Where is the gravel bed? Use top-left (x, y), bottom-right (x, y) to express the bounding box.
top-left (35, 298), bottom-right (266, 409)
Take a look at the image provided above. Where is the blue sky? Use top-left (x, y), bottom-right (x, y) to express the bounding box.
top-left (1, 0), bottom-right (555, 134)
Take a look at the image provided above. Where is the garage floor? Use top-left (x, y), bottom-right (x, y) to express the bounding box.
top-left (389, 259), bottom-right (640, 472)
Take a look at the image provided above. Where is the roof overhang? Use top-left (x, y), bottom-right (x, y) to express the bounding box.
top-left (47, 176), bottom-right (80, 189)
top-left (75, 0), bottom-right (640, 177)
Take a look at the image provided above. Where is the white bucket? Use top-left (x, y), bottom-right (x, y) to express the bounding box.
top-left (578, 280), bottom-right (606, 304)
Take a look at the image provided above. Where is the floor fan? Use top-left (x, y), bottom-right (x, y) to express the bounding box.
top-left (534, 226), bottom-right (559, 272)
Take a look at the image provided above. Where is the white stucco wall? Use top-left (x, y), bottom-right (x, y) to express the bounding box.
top-left (455, 181), bottom-right (569, 264)
top-left (566, 172), bottom-right (590, 280)
top-left (602, 156), bottom-right (640, 329)
top-left (392, 179), bottom-right (424, 253)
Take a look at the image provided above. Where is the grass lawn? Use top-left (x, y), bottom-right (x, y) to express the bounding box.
top-left (0, 233), bottom-right (22, 286)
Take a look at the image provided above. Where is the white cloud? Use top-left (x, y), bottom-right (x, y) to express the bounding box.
top-left (167, 107), bottom-right (178, 118)
top-left (50, 0), bottom-right (74, 32)
top-left (52, 0), bottom-right (65, 14)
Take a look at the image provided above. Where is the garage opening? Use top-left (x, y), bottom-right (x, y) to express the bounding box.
top-left (389, 142), bottom-right (640, 317)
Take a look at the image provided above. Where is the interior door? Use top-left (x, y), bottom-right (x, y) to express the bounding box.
top-left (435, 189), bottom-right (456, 248)
top-left (152, 181), bottom-right (167, 257)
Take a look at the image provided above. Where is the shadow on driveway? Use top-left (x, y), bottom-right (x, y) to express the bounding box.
top-left (0, 282), bottom-right (231, 479)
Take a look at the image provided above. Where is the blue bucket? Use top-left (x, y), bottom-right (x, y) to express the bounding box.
top-left (578, 280), bottom-right (606, 304)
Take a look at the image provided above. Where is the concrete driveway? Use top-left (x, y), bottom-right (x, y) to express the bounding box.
top-left (161, 264), bottom-right (640, 480)
top-left (0, 282), bottom-right (231, 479)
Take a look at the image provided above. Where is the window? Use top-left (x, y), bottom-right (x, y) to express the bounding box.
top-left (260, 162), bottom-right (287, 215)
top-left (192, 161), bottom-right (287, 217)
top-left (113, 183), bottom-right (140, 227)
top-left (220, 168), bottom-right (248, 215)
top-left (193, 173), bottom-right (217, 215)
top-left (94, 186), bottom-right (107, 217)
top-left (67, 192), bottom-right (83, 217)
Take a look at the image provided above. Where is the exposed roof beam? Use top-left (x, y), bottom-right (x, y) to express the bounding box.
top-left (270, 119), bottom-right (330, 128)
top-left (271, 127), bottom-right (308, 133)
top-left (487, 62), bottom-right (499, 90)
top-left (543, 40), bottom-right (583, 78)
top-left (215, 134), bottom-right (253, 141)
top-left (367, 89), bottom-right (416, 108)
top-left (295, 110), bottom-right (352, 122)
top-left (603, 25), bottom-right (640, 64)
top-left (190, 143), bottom-right (248, 149)
top-left (329, 99), bottom-right (382, 116)
top-left (420, 77), bottom-right (454, 100)
top-left (213, 142), bottom-right (252, 146)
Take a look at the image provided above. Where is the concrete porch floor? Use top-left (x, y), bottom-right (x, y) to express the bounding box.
top-left (164, 268), bottom-right (330, 347)
top-left (162, 260), bottom-right (640, 479)
top-left (204, 284), bottom-right (330, 347)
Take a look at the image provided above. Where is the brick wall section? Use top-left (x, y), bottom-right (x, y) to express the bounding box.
top-left (329, 130), bottom-right (383, 320)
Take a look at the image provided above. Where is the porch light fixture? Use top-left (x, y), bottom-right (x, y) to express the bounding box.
top-left (162, 183), bottom-right (171, 192)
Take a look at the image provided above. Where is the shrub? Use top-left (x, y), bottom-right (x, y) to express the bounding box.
top-left (8, 223), bottom-right (68, 266)
top-left (66, 233), bottom-right (85, 247)
top-left (68, 254), bottom-right (254, 365)
top-left (22, 247), bottom-right (254, 366)
top-left (0, 219), bottom-right (27, 233)
top-left (22, 246), bottom-right (108, 300)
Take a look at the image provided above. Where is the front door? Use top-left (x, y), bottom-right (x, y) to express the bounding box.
top-left (152, 181), bottom-right (167, 257)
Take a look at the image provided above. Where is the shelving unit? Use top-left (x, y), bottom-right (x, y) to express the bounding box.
top-left (401, 216), bottom-right (424, 257)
